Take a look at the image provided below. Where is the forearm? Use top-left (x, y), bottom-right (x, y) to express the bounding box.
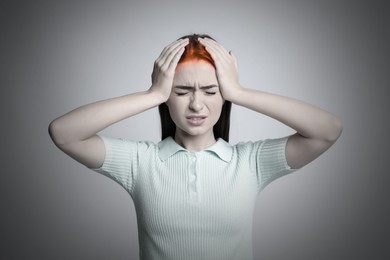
top-left (229, 87), bottom-right (343, 142)
top-left (49, 89), bottom-right (164, 145)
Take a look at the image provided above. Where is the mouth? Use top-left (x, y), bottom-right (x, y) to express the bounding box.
top-left (186, 115), bottom-right (207, 126)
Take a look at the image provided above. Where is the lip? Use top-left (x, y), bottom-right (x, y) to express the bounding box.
top-left (186, 115), bottom-right (207, 126)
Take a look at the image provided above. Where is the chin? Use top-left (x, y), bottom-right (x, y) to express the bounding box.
top-left (178, 126), bottom-right (211, 137)
top-left (183, 129), bottom-right (207, 137)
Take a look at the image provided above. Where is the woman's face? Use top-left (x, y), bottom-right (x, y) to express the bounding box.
top-left (166, 60), bottom-right (224, 139)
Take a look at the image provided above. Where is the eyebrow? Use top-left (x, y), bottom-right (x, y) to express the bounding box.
top-left (174, 85), bottom-right (218, 90)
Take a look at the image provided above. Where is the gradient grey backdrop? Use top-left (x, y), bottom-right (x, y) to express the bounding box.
top-left (1, 0), bottom-right (389, 259)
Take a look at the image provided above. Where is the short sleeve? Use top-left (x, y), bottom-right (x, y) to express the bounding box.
top-left (254, 136), bottom-right (297, 192)
top-left (92, 136), bottom-right (139, 195)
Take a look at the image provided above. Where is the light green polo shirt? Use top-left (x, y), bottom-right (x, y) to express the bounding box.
top-left (94, 136), bottom-right (296, 260)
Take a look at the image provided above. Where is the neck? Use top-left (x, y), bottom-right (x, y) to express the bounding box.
top-left (174, 129), bottom-right (216, 152)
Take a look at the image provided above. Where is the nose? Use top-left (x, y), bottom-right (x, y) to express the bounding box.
top-left (189, 92), bottom-right (204, 112)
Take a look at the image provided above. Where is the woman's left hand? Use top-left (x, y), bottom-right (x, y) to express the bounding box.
top-left (198, 37), bottom-right (242, 101)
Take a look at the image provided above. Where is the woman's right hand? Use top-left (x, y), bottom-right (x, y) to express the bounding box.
top-left (49, 38), bottom-right (188, 169)
top-left (149, 38), bottom-right (189, 102)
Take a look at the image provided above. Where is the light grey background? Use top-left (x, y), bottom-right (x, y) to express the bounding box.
top-left (1, 0), bottom-right (389, 259)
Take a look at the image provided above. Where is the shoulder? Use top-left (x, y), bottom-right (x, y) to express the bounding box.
top-left (231, 137), bottom-right (290, 165)
top-left (232, 139), bottom-right (265, 154)
top-left (99, 136), bottom-right (158, 154)
top-left (233, 136), bottom-right (289, 151)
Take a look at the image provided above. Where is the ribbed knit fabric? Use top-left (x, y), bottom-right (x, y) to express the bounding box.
top-left (93, 136), bottom-right (296, 260)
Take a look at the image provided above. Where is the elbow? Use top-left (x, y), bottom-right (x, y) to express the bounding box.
top-left (48, 119), bottom-right (66, 147)
top-left (325, 116), bottom-right (343, 143)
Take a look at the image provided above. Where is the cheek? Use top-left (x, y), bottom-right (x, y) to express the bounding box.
top-left (214, 94), bottom-right (225, 107)
top-left (166, 94), bottom-right (178, 108)
top-left (166, 97), bottom-right (185, 117)
top-left (210, 97), bottom-right (224, 116)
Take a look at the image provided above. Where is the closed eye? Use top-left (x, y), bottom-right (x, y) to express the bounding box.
top-left (176, 92), bottom-right (189, 96)
top-left (173, 85), bottom-right (219, 96)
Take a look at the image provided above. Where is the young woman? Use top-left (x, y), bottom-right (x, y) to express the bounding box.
top-left (49, 34), bottom-right (342, 260)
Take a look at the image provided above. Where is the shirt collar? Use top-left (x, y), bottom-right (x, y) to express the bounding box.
top-left (158, 137), bottom-right (232, 162)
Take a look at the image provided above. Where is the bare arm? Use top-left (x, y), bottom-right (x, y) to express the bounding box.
top-left (199, 37), bottom-right (343, 169)
top-left (226, 88), bottom-right (342, 169)
top-left (49, 91), bottom-right (165, 168)
top-left (49, 38), bottom-right (189, 168)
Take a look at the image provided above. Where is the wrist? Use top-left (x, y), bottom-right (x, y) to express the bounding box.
top-left (147, 87), bottom-right (170, 104)
top-left (223, 84), bottom-right (245, 103)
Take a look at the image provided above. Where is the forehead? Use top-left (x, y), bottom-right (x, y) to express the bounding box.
top-left (174, 61), bottom-right (217, 85)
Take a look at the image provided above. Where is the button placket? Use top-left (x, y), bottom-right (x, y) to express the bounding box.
top-left (188, 153), bottom-right (198, 199)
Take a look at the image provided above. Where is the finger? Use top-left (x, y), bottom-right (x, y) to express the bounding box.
top-left (156, 38), bottom-right (188, 64)
top-left (161, 38), bottom-right (187, 57)
top-left (161, 40), bottom-right (188, 70)
top-left (202, 42), bottom-right (230, 68)
top-left (155, 41), bottom-right (187, 73)
top-left (168, 46), bottom-right (186, 70)
top-left (199, 38), bottom-right (230, 64)
top-left (156, 38), bottom-right (187, 65)
top-left (199, 37), bottom-right (230, 57)
top-left (229, 50), bottom-right (238, 69)
top-left (198, 38), bottom-right (220, 60)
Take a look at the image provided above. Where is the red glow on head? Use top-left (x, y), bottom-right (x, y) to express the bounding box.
top-left (178, 34), bottom-right (215, 68)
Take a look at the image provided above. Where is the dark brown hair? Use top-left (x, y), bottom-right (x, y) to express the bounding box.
top-left (158, 34), bottom-right (232, 142)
